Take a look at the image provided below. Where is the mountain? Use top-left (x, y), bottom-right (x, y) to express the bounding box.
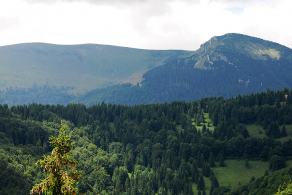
top-left (80, 33), bottom-right (292, 105)
top-left (1, 33), bottom-right (292, 105)
top-left (0, 43), bottom-right (192, 104)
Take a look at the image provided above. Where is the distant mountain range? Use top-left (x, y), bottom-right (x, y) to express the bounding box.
top-left (1, 33), bottom-right (292, 105)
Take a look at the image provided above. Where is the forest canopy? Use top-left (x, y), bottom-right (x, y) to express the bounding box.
top-left (0, 89), bottom-right (292, 194)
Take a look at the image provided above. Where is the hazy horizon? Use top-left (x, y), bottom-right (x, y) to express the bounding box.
top-left (1, 32), bottom-right (292, 51)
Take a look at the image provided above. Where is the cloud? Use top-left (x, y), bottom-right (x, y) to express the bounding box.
top-left (0, 0), bottom-right (291, 50)
top-left (25, 0), bottom-right (183, 6)
top-left (0, 17), bottom-right (19, 31)
top-left (24, 0), bottom-right (273, 5)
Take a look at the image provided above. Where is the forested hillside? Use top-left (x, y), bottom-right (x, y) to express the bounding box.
top-left (1, 89), bottom-right (292, 194)
top-left (81, 33), bottom-right (292, 105)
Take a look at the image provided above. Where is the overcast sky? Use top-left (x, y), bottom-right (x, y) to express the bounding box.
top-left (0, 0), bottom-right (291, 50)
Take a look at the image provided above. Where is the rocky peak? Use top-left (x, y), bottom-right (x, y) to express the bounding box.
top-left (193, 33), bottom-right (284, 70)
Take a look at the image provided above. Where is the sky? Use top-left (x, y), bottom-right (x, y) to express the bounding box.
top-left (0, 0), bottom-right (291, 50)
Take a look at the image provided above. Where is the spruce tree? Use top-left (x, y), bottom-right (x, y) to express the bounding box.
top-left (208, 152), bottom-right (215, 167)
top-left (197, 175), bottom-right (205, 191)
top-left (31, 121), bottom-right (79, 195)
top-left (210, 174), bottom-right (219, 195)
top-left (218, 152), bottom-right (225, 167)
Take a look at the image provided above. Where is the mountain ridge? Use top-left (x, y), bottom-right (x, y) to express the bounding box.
top-left (0, 42), bottom-right (194, 52)
top-left (79, 33), bottom-right (292, 105)
top-left (0, 42), bottom-right (192, 92)
top-left (1, 33), bottom-right (292, 105)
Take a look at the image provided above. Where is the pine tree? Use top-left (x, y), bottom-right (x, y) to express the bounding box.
top-left (245, 159), bottom-right (251, 169)
top-left (218, 152), bottom-right (225, 167)
top-left (202, 163), bottom-right (211, 177)
top-left (269, 155), bottom-right (286, 171)
top-left (30, 121), bottom-right (79, 195)
top-left (210, 174), bottom-right (219, 195)
top-left (191, 161), bottom-right (199, 182)
top-left (280, 126), bottom-right (287, 137)
top-left (208, 152), bottom-right (215, 167)
top-left (197, 175), bottom-right (205, 191)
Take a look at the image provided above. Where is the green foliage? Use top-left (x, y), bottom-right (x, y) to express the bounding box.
top-left (31, 121), bottom-right (79, 195)
top-left (213, 160), bottom-right (268, 191)
top-left (0, 158), bottom-right (32, 195)
top-left (192, 112), bottom-right (215, 132)
top-left (276, 181), bottom-right (292, 195)
top-left (210, 174), bottom-right (219, 195)
top-left (71, 129), bottom-right (114, 194)
top-left (269, 155), bottom-right (286, 171)
top-left (246, 124), bottom-right (266, 138)
top-left (0, 89), bottom-right (291, 194)
top-left (234, 167), bottom-right (292, 194)
top-left (197, 175), bottom-right (205, 191)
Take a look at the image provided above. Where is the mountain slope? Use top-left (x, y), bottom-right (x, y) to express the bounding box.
top-left (80, 33), bottom-right (292, 105)
top-left (1, 33), bottom-right (292, 105)
top-left (0, 43), bottom-right (192, 93)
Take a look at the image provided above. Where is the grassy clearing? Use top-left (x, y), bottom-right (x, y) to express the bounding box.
top-left (277, 136), bottom-right (292, 142)
top-left (192, 112), bottom-right (215, 132)
top-left (246, 124), bottom-right (266, 138)
top-left (192, 160), bottom-right (268, 194)
top-left (213, 160), bottom-right (268, 191)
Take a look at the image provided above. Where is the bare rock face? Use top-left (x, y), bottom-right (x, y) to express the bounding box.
top-left (193, 33), bottom-right (285, 70)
